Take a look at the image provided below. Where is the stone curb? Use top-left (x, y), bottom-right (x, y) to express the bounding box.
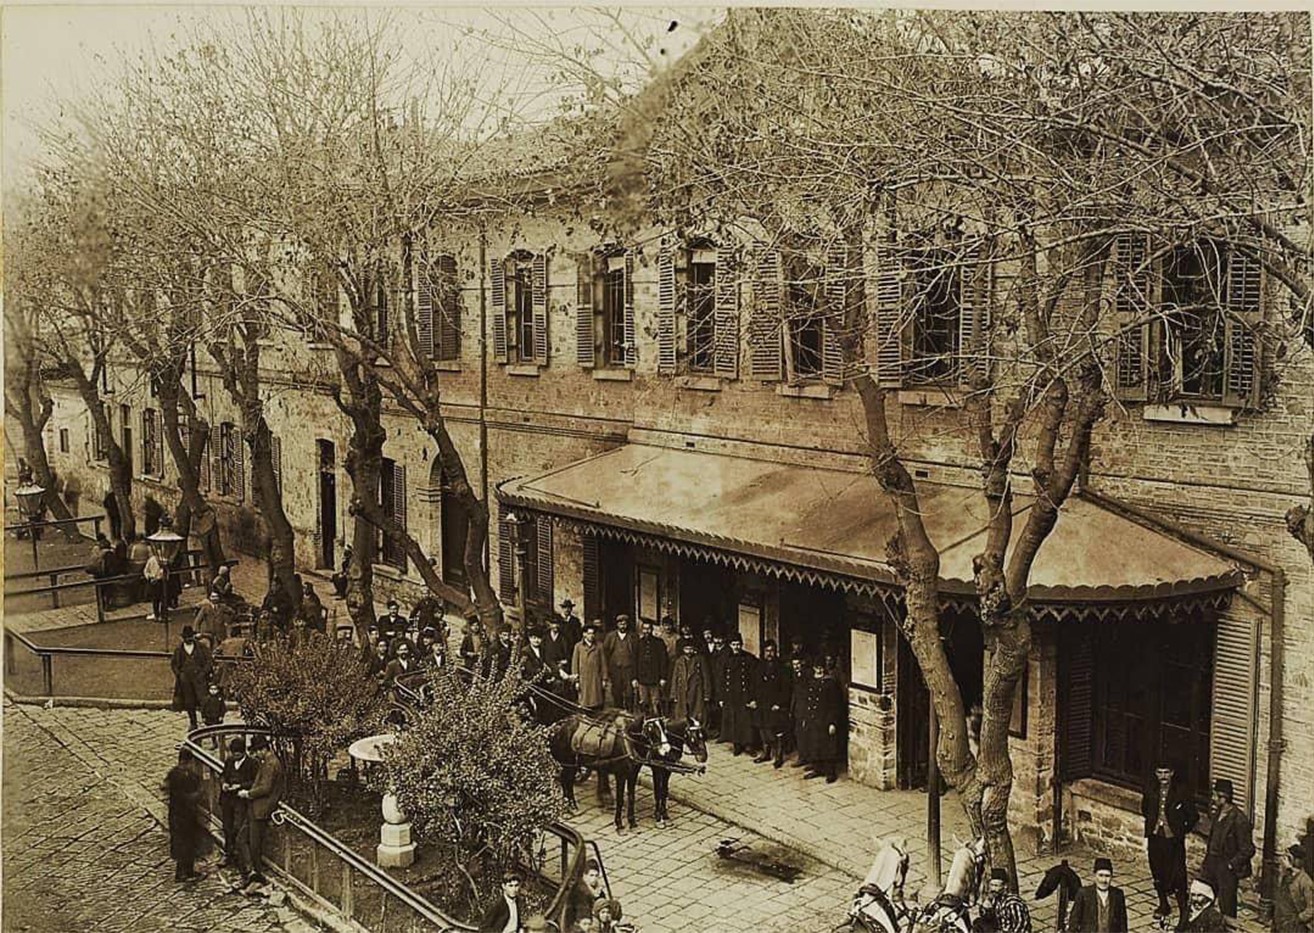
top-left (4, 688), bottom-right (175, 710)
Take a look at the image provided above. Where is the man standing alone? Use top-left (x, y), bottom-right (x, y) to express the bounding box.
top-left (1202, 778), bottom-right (1254, 919)
top-left (1141, 761), bottom-right (1198, 925)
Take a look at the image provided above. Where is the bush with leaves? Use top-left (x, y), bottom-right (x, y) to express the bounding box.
top-left (226, 632), bottom-right (389, 813)
top-left (379, 665), bottom-right (567, 909)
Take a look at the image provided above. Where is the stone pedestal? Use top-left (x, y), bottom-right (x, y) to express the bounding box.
top-left (377, 792), bottom-right (416, 868)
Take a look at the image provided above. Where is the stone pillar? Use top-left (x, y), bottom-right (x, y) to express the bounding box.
top-left (1007, 622), bottom-right (1059, 855)
top-left (377, 792), bottom-right (417, 868)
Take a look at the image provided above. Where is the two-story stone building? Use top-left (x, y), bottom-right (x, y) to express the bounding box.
top-left (41, 90), bottom-right (1312, 882)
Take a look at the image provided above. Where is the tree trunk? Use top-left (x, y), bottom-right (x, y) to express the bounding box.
top-left (1287, 431), bottom-right (1314, 563)
top-left (83, 400), bottom-right (136, 541)
top-left (10, 394), bottom-right (79, 540)
top-left (241, 403), bottom-right (296, 600)
top-left (158, 380), bottom-right (225, 581)
top-left (344, 431), bottom-right (383, 636)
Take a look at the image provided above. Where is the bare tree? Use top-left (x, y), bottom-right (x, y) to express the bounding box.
top-left (535, 7), bottom-right (1312, 881)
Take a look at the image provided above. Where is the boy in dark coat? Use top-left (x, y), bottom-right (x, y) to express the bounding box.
top-left (200, 681), bottom-right (227, 748)
top-left (750, 640), bottom-right (792, 767)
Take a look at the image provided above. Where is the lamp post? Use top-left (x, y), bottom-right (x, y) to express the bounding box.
top-left (146, 517), bottom-right (185, 626)
top-left (14, 483), bottom-right (46, 571)
top-left (503, 510), bottom-right (529, 633)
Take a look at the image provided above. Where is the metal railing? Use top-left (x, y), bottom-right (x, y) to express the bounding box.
top-left (5, 555), bottom-right (238, 621)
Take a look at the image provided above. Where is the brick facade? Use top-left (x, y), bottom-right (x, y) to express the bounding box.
top-left (39, 197), bottom-right (1313, 871)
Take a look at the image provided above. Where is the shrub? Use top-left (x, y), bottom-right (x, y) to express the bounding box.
top-left (226, 631), bottom-right (388, 813)
top-left (379, 665), bottom-right (567, 910)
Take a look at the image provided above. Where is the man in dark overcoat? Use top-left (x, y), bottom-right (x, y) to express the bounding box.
top-left (1141, 761), bottom-right (1199, 924)
top-left (788, 655), bottom-right (810, 767)
top-left (1067, 857), bottom-right (1128, 932)
top-left (750, 640), bottom-right (792, 767)
top-left (707, 633), bottom-right (727, 738)
top-left (219, 737), bottom-right (258, 874)
top-left (719, 634), bottom-right (757, 756)
top-left (801, 659), bottom-right (844, 782)
top-left (483, 626), bottom-right (514, 680)
top-left (1202, 778), bottom-right (1255, 918)
top-left (669, 639), bottom-right (712, 723)
top-left (238, 734), bottom-right (285, 891)
top-left (542, 615), bottom-right (571, 677)
top-left (560, 599), bottom-right (583, 654)
top-left (170, 626), bottom-right (212, 730)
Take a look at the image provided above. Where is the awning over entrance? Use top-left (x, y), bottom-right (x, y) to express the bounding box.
top-left (498, 445), bottom-right (1241, 611)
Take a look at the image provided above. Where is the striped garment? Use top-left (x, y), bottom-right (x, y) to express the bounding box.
top-left (985, 892), bottom-right (1033, 933)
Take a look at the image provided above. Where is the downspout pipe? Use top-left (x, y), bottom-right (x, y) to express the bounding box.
top-left (1080, 488), bottom-right (1286, 913)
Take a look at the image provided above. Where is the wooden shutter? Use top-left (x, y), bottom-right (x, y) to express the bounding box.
top-left (874, 241), bottom-right (905, 388)
top-left (623, 251), bottom-right (637, 367)
top-left (1223, 249), bottom-right (1263, 408)
top-left (1211, 613), bottom-right (1258, 817)
top-left (497, 505), bottom-right (514, 602)
top-left (270, 434), bottom-right (283, 497)
top-left (536, 515), bottom-right (553, 604)
top-left (750, 248), bottom-right (783, 381)
top-left (417, 263), bottom-right (435, 359)
top-left (582, 532), bottom-right (600, 623)
top-left (199, 432), bottom-right (211, 491)
top-left (1059, 627), bottom-right (1094, 781)
top-left (1113, 234), bottom-right (1151, 401)
top-left (233, 427), bottom-right (246, 503)
top-left (490, 258), bottom-right (507, 363)
top-left (576, 253), bottom-right (595, 367)
top-left (436, 255), bottom-right (460, 361)
top-left (393, 461), bottom-right (407, 573)
top-left (155, 412), bottom-right (165, 479)
top-left (958, 246), bottom-right (992, 386)
top-left (657, 241), bottom-right (677, 375)
top-left (714, 246), bottom-right (739, 379)
top-left (822, 245), bottom-right (847, 387)
top-left (532, 252), bottom-right (549, 365)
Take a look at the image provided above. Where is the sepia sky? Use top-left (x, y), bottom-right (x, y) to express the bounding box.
top-left (0, 3), bottom-right (718, 187)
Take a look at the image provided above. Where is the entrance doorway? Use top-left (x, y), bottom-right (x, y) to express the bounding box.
top-left (678, 558), bottom-right (739, 636)
top-left (778, 582), bottom-right (847, 660)
top-left (896, 607), bottom-right (985, 789)
top-left (317, 440), bottom-right (336, 569)
top-left (599, 539), bottom-right (634, 626)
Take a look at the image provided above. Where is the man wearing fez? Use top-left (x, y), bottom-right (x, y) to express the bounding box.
top-left (800, 658), bottom-right (844, 782)
top-left (1141, 761), bottom-right (1199, 924)
top-left (750, 640), bottom-right (792, 768)
top-left (979, 867), bottom-right (1033, 933)
top-left (719, 634), bottom-right (758, 757)
top-left (1202, 778), bottom-right (1255, 919)
top-left (1067, 857), bottom-right (1128, 932)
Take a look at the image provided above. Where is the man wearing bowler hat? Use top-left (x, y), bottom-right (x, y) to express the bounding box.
top-left (1202, 778), bottom-right (1254, 918)
top-left (237, 734), bottom-right (284, 892)
top-left (1067, 857), bottom-right (1128, 932)
top-left (560, 598), bottom-right (582, 652)
top-left (170, 626), bottom-right (212, 730)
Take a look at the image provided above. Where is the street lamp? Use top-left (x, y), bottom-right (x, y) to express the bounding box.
top-left (503, 510), bottom-right (529, 634)
top-left (146, 517), bottom-right (185, 624)
top-left (14, 483), bottom-right (46, 570)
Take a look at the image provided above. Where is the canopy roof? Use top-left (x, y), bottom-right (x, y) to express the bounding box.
top-left (498, 445), bottom-right (1241, 606)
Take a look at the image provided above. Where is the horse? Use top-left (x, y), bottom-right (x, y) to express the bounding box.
top-left (646, 717), bottom-right (709, 826)
top-left (910, 838), bottom-right (987, 933)
top-left (551, 710), bottom-right (670, 832)
top-left (846, 837), bottom-right (912, 933)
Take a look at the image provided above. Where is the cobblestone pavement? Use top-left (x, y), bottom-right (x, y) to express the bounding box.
top-left (2, 701), bottom-right (317, 933)
top-left (643, 738), bottom-right (1266, 932)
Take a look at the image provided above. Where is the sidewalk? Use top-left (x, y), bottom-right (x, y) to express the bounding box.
top-left (646, 741), bottom-right (1266, 932)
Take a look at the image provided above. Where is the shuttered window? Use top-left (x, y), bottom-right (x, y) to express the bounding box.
top-left (750, 247), bottom-right (784, 381)
top-left (497, 504), bottom-right (515, 602)
top-left (142, 409), bottom-right (163, 478)
top-left (1059, 627), bottom-right (1094, 781)
top-left (713, 246), bottom-right (739, 378)
top-left (822, 245), bottom-right (848, 387)
top-left (198, 429), bottom-right (211, 491)
top-left (270, 434), bottom-right (283, 497)
top-left (657, 242), bottom-right (678, 375)
top-left (494, 252), bottom-right (546, 366)
top-left (905, 250), bottom-right (962, 385)
top-left (958, 246), bottom-right (991, 386)
top-left (535, 515), bottom-right (553, 607)
top-left (1114, 238), bottom-right (1263, 408)
top-left (418, 254), bottom-right (461, 363)
top-left (873, 241), bottom-right (904, 388)
top-left (380, 458), bottom-right (407, 573)
top-left (582, 532), bottom-right (601, 623)
top-left (1210, 612), bottom-right (1258, 817)
top-left (575, 253), bottom-right (596, 367)
top-left (687, 249), bottom-right (718, 376)
top-left (1113, 234), bottom-right (1153, 401)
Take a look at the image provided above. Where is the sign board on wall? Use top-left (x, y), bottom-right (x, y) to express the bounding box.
top-left (851, 628), bottom-right (881, 691)
top-left (638, 567), bottom-right (660, 623)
